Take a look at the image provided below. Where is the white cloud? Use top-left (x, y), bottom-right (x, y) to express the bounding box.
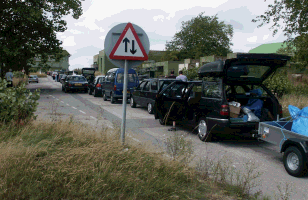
top-left (153, 15), bottom-right (164, 22)
top-left (57, 0), bottom-right (288, 69)
top-left (63, 36), bottom-right (76, 47)
top-left (247, 36), bottom-right (258, 43)
top-left (69, 29), bottom-right (84, 34)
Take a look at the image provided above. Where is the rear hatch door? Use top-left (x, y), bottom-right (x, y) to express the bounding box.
top-left (224, 53), bottom-right (291, 85)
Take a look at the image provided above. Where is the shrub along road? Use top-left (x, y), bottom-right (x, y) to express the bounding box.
top-left (27, 76), bottom-right (308, 199)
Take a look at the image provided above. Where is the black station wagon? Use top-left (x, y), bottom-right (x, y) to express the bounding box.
top-left (154, 53), bottom-right (291, 142)
top-left (130, 78), bottom-right (180, 114)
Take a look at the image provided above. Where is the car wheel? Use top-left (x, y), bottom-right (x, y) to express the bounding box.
top-left (84, 89), bottom-right (87, 93)
top-left (62, 86), bottom-right (64, 92)
top-left (110, 94), bottom-right (116, 104)
top-left (283, 146), bottom-right (307, 177)
top-left (147, 103), bottom-right (153, 114)
top-left (130, 97), bottom-right (136, 108)
top-left (88, 87), bottom-right (92, 95)
top-left (197, 118), bottom-right (213, 142)
top-left (64, 87), bottom-right (68, 93)
top-left (103, 92), bottom-right (108, 101)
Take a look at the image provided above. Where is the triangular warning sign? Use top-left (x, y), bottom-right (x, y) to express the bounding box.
top-left (109, 23), bottom-right (148, 61)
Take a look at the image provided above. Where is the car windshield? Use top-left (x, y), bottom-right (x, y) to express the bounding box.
top-left (29, 75), bottom-right (37, 78)
top-left (116, 73), bottom-right (137, 83)
top-left (70, 76), bottom-right (86, 81)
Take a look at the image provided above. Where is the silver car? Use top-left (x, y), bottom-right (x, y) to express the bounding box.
top-left (28, 75), bottom-right (39, 83)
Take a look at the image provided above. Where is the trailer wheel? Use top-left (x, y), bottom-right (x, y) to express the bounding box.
top-left (283, 146), bottom-right (308, 177)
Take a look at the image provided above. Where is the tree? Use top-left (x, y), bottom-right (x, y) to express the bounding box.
top-left (252, 0), bottom-right (308, 69)
top-left (0, 0), bottom-right (83, 76)
top-left (164, 13), bottom-right (233, 61)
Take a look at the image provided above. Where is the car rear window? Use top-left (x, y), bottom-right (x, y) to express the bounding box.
top-left (70, 76), bottom-right (86, 81)
top-left (227, 64), bottom-right (270, 79)
top-left (202, 81), bottom-right (222, 98)
top-left (117, 73), bottom-right (137, 83)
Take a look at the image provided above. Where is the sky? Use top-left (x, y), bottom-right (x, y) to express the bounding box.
top-left (56, 0), bottom-right (289, 70)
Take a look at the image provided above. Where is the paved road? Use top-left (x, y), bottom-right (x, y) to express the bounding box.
top-left (26, 76), bottom-right (308, 200)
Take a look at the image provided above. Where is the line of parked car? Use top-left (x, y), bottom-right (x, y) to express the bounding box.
top-left (47, 53), bottom-right (290, 143)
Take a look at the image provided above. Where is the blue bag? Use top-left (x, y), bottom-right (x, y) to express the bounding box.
top-left (242, 89), bottom-right (264, 117)
top-left (289, 105), bottom-right (308, 137)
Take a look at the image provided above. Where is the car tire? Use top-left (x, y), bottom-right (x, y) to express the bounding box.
top-left (130, 97), bottom-right (136, 108)
top-left (88, 87), bottom-right (92, 95)
top-left (110, 94), bottom-right (116, 104)
top-left (197, 118), bottom-right (213, 142)
top-left (103, 92), bottom-right (108, 101)
top-left (283, 146), bottom-right (308, 177)
top-left (62, 86), bottom-right (64, 92)
top-left (64, 87), bottom-right (68, 93)
top-left (84, 89), bottom-right (87, 93)
top-left (147, 103), bottom-right (153, 114)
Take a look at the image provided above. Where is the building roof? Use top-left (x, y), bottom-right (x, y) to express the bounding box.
top-left (248, 42), bottom-right (295, 53)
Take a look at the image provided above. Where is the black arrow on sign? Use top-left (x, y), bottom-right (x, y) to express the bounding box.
top-left (130, 40), bottom-right (137, 54)
top-left (123, 38), bottom-right (130, 52)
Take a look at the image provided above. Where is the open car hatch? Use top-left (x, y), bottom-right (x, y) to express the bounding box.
top-left (198, 53), bottom-right (291, 84)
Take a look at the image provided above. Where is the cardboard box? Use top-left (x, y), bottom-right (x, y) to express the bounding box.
top-left (230, 105), bottom-right (241, 118)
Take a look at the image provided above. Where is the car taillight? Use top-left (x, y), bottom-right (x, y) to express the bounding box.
top-left (85, 84), bottom-right (88, 87)
top-left (220, 105), bottom-right (229, 116)
top-left (96, 83), bottom-right (101, 87)
top-left (69, 84), bottom-right (72, 87)
top-left (114, 85), bottom-right (116, 91)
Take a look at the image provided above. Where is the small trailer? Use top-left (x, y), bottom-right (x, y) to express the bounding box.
top-left (258, 121), bottom-right (308, 177)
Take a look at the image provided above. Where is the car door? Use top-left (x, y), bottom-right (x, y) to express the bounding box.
top-left (133, 81), bottom-right (146, 105)
top-left (148, 79), bottom-right (158, 104)
top-left (141, 81), bottom-right (150, 107)
top-left (199, 79), bottom-right (225, 119)
top-left (154, 81), bottom-right (191, 122)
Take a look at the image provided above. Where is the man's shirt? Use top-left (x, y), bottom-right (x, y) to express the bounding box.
top-left (5, 72), bottom-right (13, 81)
top-left (176, 74), bottom-right (188, 82)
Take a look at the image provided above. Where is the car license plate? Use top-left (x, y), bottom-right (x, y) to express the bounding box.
top-left (75, 83), bottom-right (82, 86)
top-left (122, 91), bottom-right (130, 93)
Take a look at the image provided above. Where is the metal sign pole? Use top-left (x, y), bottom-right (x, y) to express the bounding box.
top-left (120, 59), bottom-right (128, 144)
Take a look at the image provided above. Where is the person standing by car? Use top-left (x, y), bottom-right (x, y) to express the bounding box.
top-left (5, 69), bottom-right (13, 87)
top-left (176, 70), bottom-right (187, 82)
top-left (168, 70), bottom-right (177, 78)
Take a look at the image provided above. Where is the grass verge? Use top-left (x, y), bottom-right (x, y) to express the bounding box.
top-left (0, 119), bottom-right (242, 200)
top-left (279, 94), bottom-right (308, 117)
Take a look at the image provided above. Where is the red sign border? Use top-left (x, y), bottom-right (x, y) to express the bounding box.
top-left (109, 23), bottom-right (148, 61)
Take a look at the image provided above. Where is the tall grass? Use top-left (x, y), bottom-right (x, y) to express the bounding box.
top-left (279, 94), bottom-right (308, 117)
top-left (0, 119), bottom-right (240, 200)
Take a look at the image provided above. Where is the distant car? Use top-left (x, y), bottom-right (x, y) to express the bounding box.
top-left (88, 75), bottom-right (105, 97)
top-left (58, 74), bottom-right (65, 82)
top-left (102, 68), bottom-right (139, 104)
top-left (60, 74), bottom-right (67, 84)
top-left (28, 75), bottom-right (39, 83)
top-left (130, 78), bottom-right (179, 114)
top-left (52, 72), bottom-right (58, 80)
top-left (62, 75), bottom-right (88, 93)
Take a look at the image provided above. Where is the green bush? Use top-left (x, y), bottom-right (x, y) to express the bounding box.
top-left (263, 71), bottom-right (293, 98)
top-left (0, 78), bottom-right (40, 124)
top-left (13, 71), bottom-right (25, 78)
top-left (182, 66), bottom-right (201, 80)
